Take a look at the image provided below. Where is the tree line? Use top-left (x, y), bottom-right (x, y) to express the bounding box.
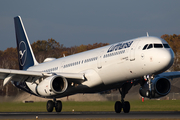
top-left (0, 34), bottom-right (179, 96)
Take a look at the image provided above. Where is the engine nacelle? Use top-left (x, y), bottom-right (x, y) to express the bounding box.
top-left (36, 75), bottom-right (68, 97)
top-left (139, 77), bottom-right (171, 98)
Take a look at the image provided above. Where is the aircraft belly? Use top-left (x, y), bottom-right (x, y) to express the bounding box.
top-left (50, 81), bottom-right (124, 98)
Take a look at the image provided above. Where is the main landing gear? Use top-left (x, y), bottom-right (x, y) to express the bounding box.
top-left (114, 82), bottom-right (132, 113)
top-left (46, 98), bottom-right (62, 112)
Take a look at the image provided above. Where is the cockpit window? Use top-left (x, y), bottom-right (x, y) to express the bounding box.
top-left (142, 43), bottom-right (170, 50)
top-left (163, 44), bottom-right (170, 48)
top-left (143, 44), bottom-right (148, 50)
top-left (154, 44), bottom-right (163, 48)
top-left (147, 44), bottom-right (153, 49)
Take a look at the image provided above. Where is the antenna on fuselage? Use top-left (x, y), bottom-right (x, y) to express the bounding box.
top-left (146, 32), bottom-right (149, 37)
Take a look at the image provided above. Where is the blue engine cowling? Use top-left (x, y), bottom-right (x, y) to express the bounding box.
top-left (139, 77), bottom-right (171, 98)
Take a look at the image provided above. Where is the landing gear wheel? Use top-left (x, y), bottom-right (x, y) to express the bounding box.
top-left (114, 101), bottom-right (122, 113)
top-left (123, 101), bottom-right (130, 113)
top-left (55, 100), bottom-right (62, 112)
top-left (47, 100), bottom-right (54, 112)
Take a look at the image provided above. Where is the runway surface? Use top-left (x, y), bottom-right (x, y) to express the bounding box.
top-left (0, 111), bottom-right (180, 119)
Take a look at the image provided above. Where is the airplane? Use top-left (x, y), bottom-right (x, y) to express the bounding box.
top-left (0, 16), bottom-right (175, 113)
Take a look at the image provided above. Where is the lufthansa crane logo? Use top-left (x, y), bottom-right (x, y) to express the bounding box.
top-left (19, 41), bottom-right (27, 66)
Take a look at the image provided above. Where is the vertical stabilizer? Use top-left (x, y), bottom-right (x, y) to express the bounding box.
top-left (14, 16), bottom-right (38, 70)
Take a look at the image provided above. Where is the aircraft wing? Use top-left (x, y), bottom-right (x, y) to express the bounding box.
top-left (0, 68), bottom-right (85, 86)
top-left (156, 71), bottom-right (180, 79)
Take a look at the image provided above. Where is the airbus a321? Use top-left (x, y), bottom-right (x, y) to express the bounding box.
top-left (0, 16), bottom-right (176, 113)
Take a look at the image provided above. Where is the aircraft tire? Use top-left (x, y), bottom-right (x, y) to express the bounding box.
top-left (47, 100), bottom-right (54, 112)
top-left (123, 101), bottom-right (130, 113)
top-left (55, 100), bottom-right (62, 112)
top-left (114, 101), bottom-right (122, 113)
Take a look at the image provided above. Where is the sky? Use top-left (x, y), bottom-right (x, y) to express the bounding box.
top-left (0, 0), bottom-right (180, 50)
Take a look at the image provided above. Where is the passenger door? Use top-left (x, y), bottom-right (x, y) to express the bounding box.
top-left (129, 40), bottom-right (139, 61)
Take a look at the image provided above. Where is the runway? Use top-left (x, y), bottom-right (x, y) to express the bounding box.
top-left (0, 111), bottom-right (180, 119)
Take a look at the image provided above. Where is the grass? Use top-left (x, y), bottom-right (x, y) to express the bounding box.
top-left (1, 100), bottom-right (180, 120)
top-left (130, 100), bottom-right (180, 111)
top-left (0, 100), bottom-right (180, 112)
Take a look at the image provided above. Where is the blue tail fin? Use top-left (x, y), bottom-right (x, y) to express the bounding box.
top-left (14, 16), bottom-right (38, 70)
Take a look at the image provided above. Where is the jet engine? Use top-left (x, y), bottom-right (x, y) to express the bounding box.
top-left (36, 75), bottom-right (68, 97)
top-left (139, 77), bottom-right (171, 98)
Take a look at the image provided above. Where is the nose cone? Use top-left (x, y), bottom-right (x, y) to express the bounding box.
top-left (159, 49), bottom-right (174, 71)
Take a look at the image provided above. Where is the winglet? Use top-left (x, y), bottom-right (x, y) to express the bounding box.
top-left (14, 16), bottom-right (38, 70)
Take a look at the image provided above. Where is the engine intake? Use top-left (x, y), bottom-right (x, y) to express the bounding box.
top-left (50, 76), bottom-right (68, 93)
top-left (155, 78), bottom-right (170, 95)
top-left (139, 77), bottom-right (171, 98)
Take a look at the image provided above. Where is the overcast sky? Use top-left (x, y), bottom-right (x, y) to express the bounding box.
top-left (0, 1), bottom-right (180, 50)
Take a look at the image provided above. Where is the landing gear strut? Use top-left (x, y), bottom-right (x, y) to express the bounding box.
top-left (144, 74), bottom-right (155, 98)
top-left (46, 98), bottom-right (62, 112)
top-left (114, 82), bottom-right (132, 113)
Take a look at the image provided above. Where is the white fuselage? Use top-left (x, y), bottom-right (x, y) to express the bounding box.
top-left (27, 36), bottom-right (174, 98)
